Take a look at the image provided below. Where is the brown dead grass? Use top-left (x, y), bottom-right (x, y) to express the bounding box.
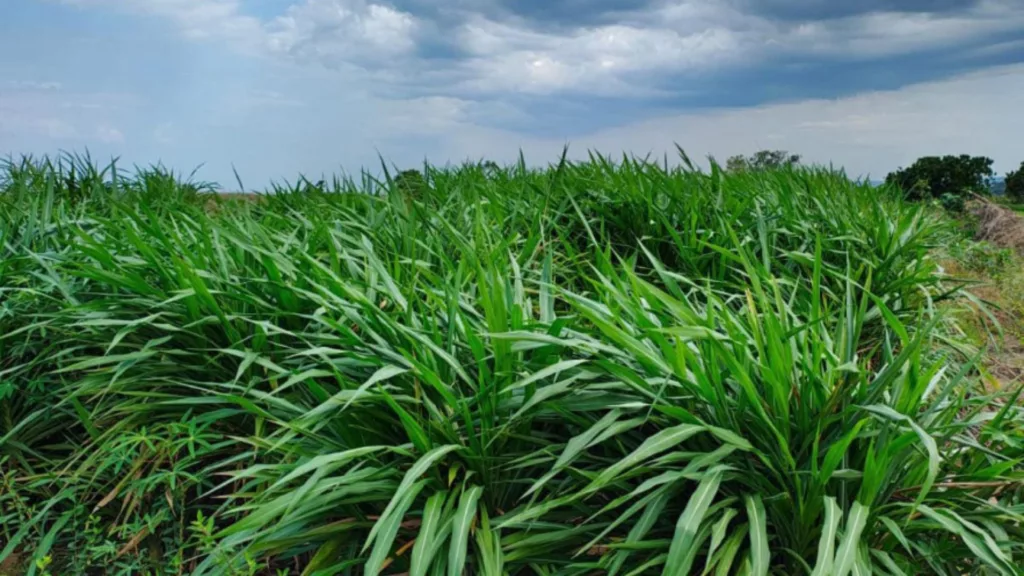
top-left (217, 192), bottom-right (263, 200)
top-left (969, 197), bottom-right (1024, 254)
top-left (0, 553), bottom-right (21, 576)
top-left (204, 192), bottom-right (264, 213)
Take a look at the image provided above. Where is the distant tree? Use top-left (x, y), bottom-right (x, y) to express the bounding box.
top-left (725, 155), bottom-right (747, 172)
top-left (885, 155), bottom-right (994, 201)
top-left (726, 150), bottom-right (802, 172)
top-left (394, 169), bottom-right (427, 199)
top-left (1005, 162), bottom-right (1024, 202)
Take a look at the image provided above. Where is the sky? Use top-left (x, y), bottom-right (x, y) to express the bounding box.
top-left (2, 0), bottom-right (1024, 187)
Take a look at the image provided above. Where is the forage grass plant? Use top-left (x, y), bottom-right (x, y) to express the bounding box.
top-left (1, 152), bottom-right (1022, 575)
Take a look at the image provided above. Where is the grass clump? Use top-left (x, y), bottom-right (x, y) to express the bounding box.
top-left (2, 153), bottom-right (1023, 575)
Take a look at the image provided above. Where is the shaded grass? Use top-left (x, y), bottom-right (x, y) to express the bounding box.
top-left (2, 153), bottom-right (1023, 575)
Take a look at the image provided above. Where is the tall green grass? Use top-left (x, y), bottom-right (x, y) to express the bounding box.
top-left (2, 153), bottom-right (1022, 575)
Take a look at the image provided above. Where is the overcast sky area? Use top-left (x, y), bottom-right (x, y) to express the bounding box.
top-left (2, 0), bottom-right (1024, 187)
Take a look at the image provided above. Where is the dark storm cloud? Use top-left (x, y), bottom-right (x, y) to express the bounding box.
top-left (259, 0), bottom-right (1024, 138)
top-left (392, 0), bottom-right (981, 27)
top-left (482, 28), bottom-right (1024, 135)
top-left (389, 0), bottom-right (659, 28)
top-left (656, 35), bottom-right (1024, 108)
top-left (460, 31), bottom-right (1024, 137)
top-left (488, 0), bottom-right (660, 27)
top-left (385, 0), bottom-right (663, 62)
top-left (728, 0), bottom-right (980, 21)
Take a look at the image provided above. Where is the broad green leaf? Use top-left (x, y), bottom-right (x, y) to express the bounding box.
top-left (364, 445), bottom-right (461, 552)
top-left (862, 404), bottom-right (940, 510)
top-left (607, 488), bottom-right (673, 575)
top-left (586, 423), bottom-right (706, 494)
top-left (705, 508), bottom-right (738, 573)
top-left (744, 494), bottom-right (769, 576)
top-left (412, 491), bottom-right (451, 576)
top-left (449, 485), bottom-right (484, 576)
top-left (834, 502), bottom-right (870, 576)
top-left (662, 469), bottom-right (723, 575)
top-left (811, 497), bottom-right (842, 576)
top-left (364, 480), bottom-right (427, 575)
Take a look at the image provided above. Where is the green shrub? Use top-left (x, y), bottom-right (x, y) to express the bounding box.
top-left (1006, 161), bottom-right (1024, 202)
top-left (886, 154), bottom-right (994, 200)
top-left (939, 192), bottom-right (966, 213)
top-left (2, 154), bottom-right (1022, 575)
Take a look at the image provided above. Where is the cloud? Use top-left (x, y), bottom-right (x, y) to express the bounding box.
top-left (147, 60), bottom-right (1021, 185)
top-left (240, 90), bottom-right (307, 109)
top-left (6, 80), bottom-right (63, 91)
top-left (14, 0), bottom-right (1024, 188)
top-left (453, 16), bottom-right (745, 95)
top-left (60, 0), bottom-right (420, 63)
top-left (96, 125), bottom-right (125, 144)
top-left (963, 38), bottom-right (1024, 58)
top-left (423, 0), bottom-right (1024, 97)
top-left (266, 0), bottom-right (419, 64)
top-left (0, 116), bottom-right (79, 141)
top-left (442, 0), bottom-right (661, 29)
top-left (0, 82), bottom-right (137, 153)
top-left (729, 0), bottom-right (980, 21)
top-left (59, 0), bottom-right (265, 50)
top-left (421, 63), bottom-right (1024, 179)
top-left (56, 0), bottom-right (1024, 103)
top-left (777, 1), bottom-right (1024, 59)
top-left (154, 122), bottom-right (175, 144)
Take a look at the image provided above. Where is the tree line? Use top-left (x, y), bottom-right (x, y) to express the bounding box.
top-left (725, 150), bottom-right (1024, 204)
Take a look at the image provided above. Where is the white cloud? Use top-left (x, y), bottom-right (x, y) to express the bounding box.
top-left (10, 58), bottom-right (1020, 188)
top-left (16, 0), bottom-right (1024, 187)
top-left (782, 0), bottom-right (1024, 59)
top-left (962, 37), bottom-right (1024, 59)
top-left (267, 0), bottom-right (418, 64)
top-left (0, 114), bottom-right (78, 141)
top-left (6, 80), bottom-right (63, 91)
top-left (368, 95), bottom-right (534, 137)
top-left (0, 86), bottom-right (136, 151)
top-left (450, 0), bottom-right (1024, 95)
top-left (456, 17), bottom-right (744, 95)
top-left (154, 122), bottom-right (175, 144)
top-left (44, 119), bottom-right (81, 139)
top-left (61, 0), bottom-right (419, 63)
top-left (60, 0), bottom-right (265, 51)
top-left (425, 63), bottom-right (1024, 178)
top-left (241, 89), bottom-right (307, 108)
top-left (56, 0), bottom-right (1024, 98)
top-left (96, 125), bottom-right (126, 144)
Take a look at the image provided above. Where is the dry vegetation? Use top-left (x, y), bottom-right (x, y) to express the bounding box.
top-left (971, 197), bottom-right (1024, 254)
top-left (947, 198), bottom-right (1024, 388)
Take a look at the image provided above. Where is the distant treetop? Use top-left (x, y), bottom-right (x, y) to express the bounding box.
top-left (1005, 161), bottom-right (1024, 202)
top-left (884, 154), bottom-right (994, 200)
top-left (725, 150), bottom-right (802, 172)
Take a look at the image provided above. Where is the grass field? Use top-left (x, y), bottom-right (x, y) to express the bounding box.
top-left (2, 153), bottom-right (1023, 575)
